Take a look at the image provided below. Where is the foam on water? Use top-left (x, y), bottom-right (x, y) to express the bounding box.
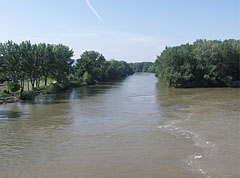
top-left (157, 119), bottom-right (216, 178)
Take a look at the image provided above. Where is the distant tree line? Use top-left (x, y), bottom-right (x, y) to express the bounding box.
top-left (0, 41), bottom-right (134, 93)
top-left (129, 62), bottom-right (155, 73)
top-left (155, 39), bottom-right (240, 87)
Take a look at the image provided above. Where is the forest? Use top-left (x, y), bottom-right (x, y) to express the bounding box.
top-left (0, 41), bottom-right (134, 99)
top-left (155, 39), bottom-right (240, 87)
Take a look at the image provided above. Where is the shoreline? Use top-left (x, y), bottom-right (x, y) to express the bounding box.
top-left (0, 97), bottom-right (19, 104)
top-left (1, 84), bottom-right (239, 105)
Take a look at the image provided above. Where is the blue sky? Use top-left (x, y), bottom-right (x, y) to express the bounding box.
top-left (0, 0), bottom-right (239, 62)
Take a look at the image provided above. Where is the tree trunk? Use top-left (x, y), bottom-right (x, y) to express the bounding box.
top-left (45, 76), bottom-right (48, 86)
top-left (37, 78), bottom-right (39, 88)
top-left (30, 79), bottom-right (35, 90)
top-left (22, 75), bottom-right (25, 91)
top-left (28, 79), bottom-right (29, 91)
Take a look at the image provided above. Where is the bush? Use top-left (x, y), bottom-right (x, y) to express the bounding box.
top-left (83, 71), bottom-right (94, 85)
top-left (3, 89), bottom-right (9, 94)
top-left (59, 80), bottom-right (71, 90)
top-left (46, 83), bottom-right (62, 94)
top-left (70, 80), bottom-right (81, 87)
top-left (20, 91), bottom-right (36, 100)
top-left (0, 91), bottom-right (10, 98)
top-left (7, 82), bottom-right (20, 93)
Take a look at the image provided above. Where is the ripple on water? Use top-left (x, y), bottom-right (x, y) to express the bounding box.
top-left (157, 119), bottom-right (217, 178)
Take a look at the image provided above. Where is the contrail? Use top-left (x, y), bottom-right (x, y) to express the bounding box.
top-left (86, 0), bottom-right (103, 22)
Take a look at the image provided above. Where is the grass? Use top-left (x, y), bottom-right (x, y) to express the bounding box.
top-left (0, 78), bottom-right (56, 100)
top-left (0, 78), bottom-right (83, 100)
top-left (0, 92), bottom-right (11, 99)
top-left (23, 78), bottom-right (55, 91)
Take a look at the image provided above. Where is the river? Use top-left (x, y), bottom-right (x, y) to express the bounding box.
top-left (0, 73), bottom-right (239, 178)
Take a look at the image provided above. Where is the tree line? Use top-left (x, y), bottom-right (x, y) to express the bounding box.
top-left (155, 39), bottom-right (240, 87)
top-left (129, 62), bottom-right (155, 73)
top-left (0, 41), bottom-right (134, 93)
top-left (74, 51), bottom-right (134, 84)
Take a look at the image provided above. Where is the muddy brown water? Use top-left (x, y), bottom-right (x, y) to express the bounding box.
top-left (0, 73), bottom-right (239, 178)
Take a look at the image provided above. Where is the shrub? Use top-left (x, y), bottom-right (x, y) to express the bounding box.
top-left (7, 82), bottom-right (20, 93)
top-left (83, 71), bottom-right (94, 85)
top-left (0, 91), bottom-right (10, 98)
top-left (59, 80), bottom-right (71, 90)
top-left (3, 89), bottom-right (9, 94)
top-left (46, 83), bottom-right (62, 94)
top-left (20, 91), bottom-right (36, 100)
top-left (70, 80), bottom-right (81, 87)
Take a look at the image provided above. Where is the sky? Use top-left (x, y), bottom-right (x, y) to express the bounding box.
top-left (0, 0), bottom-right (239, 62)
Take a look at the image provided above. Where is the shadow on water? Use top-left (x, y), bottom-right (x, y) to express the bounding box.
top-left (18, 83), bottom-right (119, 106)
top-left (0, 80), bottom-right (125, 164)
top-left (0, 110), bottom-right (24, 119)
top-left (69, 83), bottom-right (121, 100)
top-left (20, 100), bottom-right (70, 105)
top-left (155, 80), bottom-right (240, 123)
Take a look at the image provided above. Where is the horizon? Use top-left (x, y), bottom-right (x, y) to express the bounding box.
top-left (0, 0), bottom-right (239, 62)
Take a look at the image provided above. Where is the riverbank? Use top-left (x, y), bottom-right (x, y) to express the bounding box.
top-left (0, 77), bottom-right (131, 104)
top-left (1, 76), bottom-right (239, 105)
top-left (174, 81), bottom-right (240, 88)
top-left (0, 96), bottom-right (19, 104)
top-left (0, 82), bottom-right (77, 104)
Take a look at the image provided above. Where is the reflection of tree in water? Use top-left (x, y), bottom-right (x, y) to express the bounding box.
top-left (0, 81), bottom-right (125, 171)
top-left (0, 98), bottom-right (73, 154)
top-left (155, 81), bottom-right (240, 122)
top-left (0, 110), bottom-right (23, 119)
top-left (155, 81), bottom-right (197, 121)
top-left (0, 83), bottom-right (119, 157)
top-left (73, 83), bottom-right (120, 98)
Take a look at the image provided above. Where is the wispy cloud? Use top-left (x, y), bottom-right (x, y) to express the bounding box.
top-left (85, 0), bottom-right (103, 22)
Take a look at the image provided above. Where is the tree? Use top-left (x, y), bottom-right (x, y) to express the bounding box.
top-left (155, 39), bottom-right (240, 87)
top-left (75, 51), bottom-right (106, 82)
top-left (52, 44), bottom-right (74, 84)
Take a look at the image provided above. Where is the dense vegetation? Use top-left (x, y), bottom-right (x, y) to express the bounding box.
top-left (0, 41), bottom-right (74, 90)
top-left (74, 51), bottom-right (134, 85)
top-left (155, 39), bottom-right (240, 87)
top-left (129, 62), bottom-right (155, 73)
top-left (0, 41), bottom-right (134, 99)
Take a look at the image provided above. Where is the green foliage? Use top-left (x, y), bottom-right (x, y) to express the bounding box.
top-left (75, 51), bottom-right (134, 82)
top-left (83, 71), bottom-right (93, 85)
top-left (0, 42), bottom-right (134, 97)
top-left (155, 39), bottom-right (240, 87)
top-left (46, 80), bottom-right (72, 94)
top-left (0, 91), bottom-right (11, 98)
top-left (46, 83), bottom-right (63, 94)
top-left (69, 80), bottom-right (82, 87)
top-left (0, 41), bottom-right (74, 91)
top-left (104, 60), bottom-right (134, 80)
top-left (19, 91), bottom-right (36, 100)
top-left (7, 82), bottom-right (20, 93)
top-left (129, 62), bottom-right (155, 73)
top-left (59, 79), bottom-right (71, 90)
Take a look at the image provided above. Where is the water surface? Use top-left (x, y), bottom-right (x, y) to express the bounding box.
top-left (0, 73), bottom-right (239, 178)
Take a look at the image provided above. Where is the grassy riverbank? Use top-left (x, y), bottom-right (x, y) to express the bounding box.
top-left (0, 76), bottom-right (133, 104)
